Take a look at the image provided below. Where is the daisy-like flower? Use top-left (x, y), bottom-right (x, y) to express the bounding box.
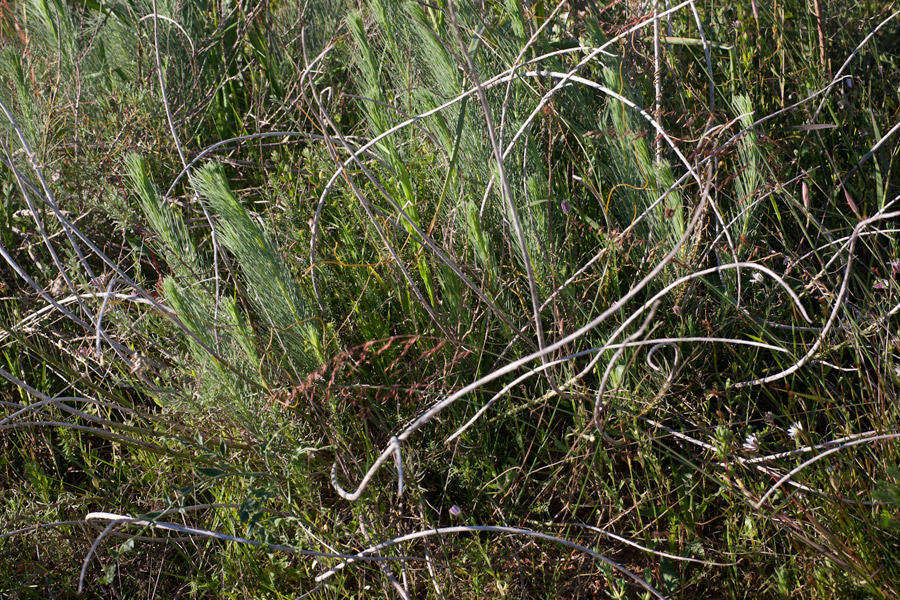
top-left (743, 433), bottom-right (759, 453)
top-left (750, 272), bottom-right (764, 284)
top-left (129, 352), bottom-right (150, 375)
top-left (787, 421), bottom-right (803, 440)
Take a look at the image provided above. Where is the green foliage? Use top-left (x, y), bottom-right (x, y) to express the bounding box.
top-left (732, 93), bottom-right (762, 243)
top-left (193, 162), bottom-right (325, 369)
top-left (1, 0), bottom-right (898, 598)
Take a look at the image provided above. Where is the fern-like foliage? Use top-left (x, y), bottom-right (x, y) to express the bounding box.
top-left (602, 65), bottom-right (685, 247)
top-left (732, 93), bottom-right (762, 247)
top-left (127, 154), bottom-right (202, 279)
top-left (128, 155), bottom-right (263, 414)
top-left (191, 163), bottom-right (324, 370)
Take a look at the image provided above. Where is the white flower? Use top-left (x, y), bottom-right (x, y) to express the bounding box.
top-left (750, 272), bottom-right (764, 284)
top-left (743, 433), bottom-right (759, 453)
top-left (129, 352), bottom-right (150, 375)
top-left (787, 422), bottom-right (803, 440)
